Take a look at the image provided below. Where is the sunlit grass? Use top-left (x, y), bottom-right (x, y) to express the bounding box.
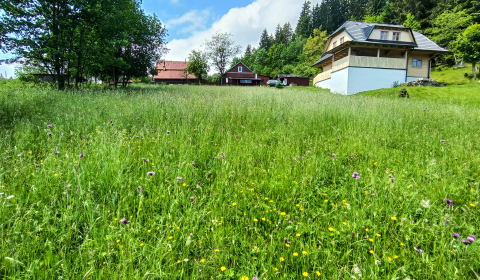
top-left (0, 84), bottom-right (478, 279)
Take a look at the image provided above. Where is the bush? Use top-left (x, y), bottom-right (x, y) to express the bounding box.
top-left (398, 87), bottom-right (409, 98)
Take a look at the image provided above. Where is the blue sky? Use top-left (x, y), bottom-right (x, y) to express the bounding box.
top-left (1, 0), bottom-right (321, 77)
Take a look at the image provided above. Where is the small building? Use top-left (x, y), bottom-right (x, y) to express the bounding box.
top-left (277, 74), bottom-right (310, 87)
top-left (312, 21), bottom-right (450, 95)
top-left (223, 62), bottom-right (266, 86)
top-left (153, 61), bottom-right (198, 84)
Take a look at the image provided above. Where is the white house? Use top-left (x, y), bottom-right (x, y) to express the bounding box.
top-left (313, 21), bottom-right (450, 95)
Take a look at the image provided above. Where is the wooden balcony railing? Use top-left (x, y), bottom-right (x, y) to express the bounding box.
top-left (313, 70), bottom-right (332, 84)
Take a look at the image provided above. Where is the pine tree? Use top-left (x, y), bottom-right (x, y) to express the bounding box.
top-left (311, 4), bottom-right (322, 34)
top-left (245, 44), bottom-right (252, 55)
top-left (283, 22), bottom-right (293, 45)
top-left (348, 0), bottom-right (369, 21)
top-left (366, 0), bottom-right (387, 16)
top-left (296, 1), bottom-right (312, 38)
top-left (274, 24), bottom-right (283, 45)
top-left (259, 29), bottom-right (271, 50)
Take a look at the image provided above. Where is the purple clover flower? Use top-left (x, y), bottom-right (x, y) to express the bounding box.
top-left (79, 153), bottom-right (85, 159)
top-left (440, 140), bottom-right (446, 143)
top-left (177, 177), bottom-right (183, 183)
top-left (190, 196), bottom-right (194, 201)
top-left (147, 171), bottom-right (155, 176)
top-left (192, 162), bottom-right (195, 166)
top-left (454, 233), bottom-right (460, 239)
top-left (222, 153), bottom-right (226, 158)
top-left (352, 172), bottom-right (360, 179)
top-left (120, 218), bottom-right (130, 224)
top-left (167, 131), bottom-right (170, 135)
top-left (138, 186), bottom-right (143, 192)
top-left (444, 220), bottom-right (449, 226)
top-left (47, 124), bottom-right (52, 128)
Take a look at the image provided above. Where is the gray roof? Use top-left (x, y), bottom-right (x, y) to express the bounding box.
top-left (313, 21), bottom-right (449, 67)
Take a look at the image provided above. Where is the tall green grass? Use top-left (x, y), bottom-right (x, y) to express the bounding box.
top-left (0, 84), bottom-right (478, 279)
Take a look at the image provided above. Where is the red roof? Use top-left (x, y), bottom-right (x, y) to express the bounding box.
top-left (153, 61), bottom-right (197, 80)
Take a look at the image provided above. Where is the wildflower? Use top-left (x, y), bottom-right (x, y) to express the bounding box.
top-left (280, 212), bottom-right (286, 216)
top-left (241, 277), bottom-right (249, 280)
top-left (279, 257), bottom-right (284, 261)
top-left (120, 218), bottom-right (130, 224)
top-left (302, 250), bottom-right (308, 255)
top-left (222, 152), bottom-right (226, 158)
top-left (232, 202), bottom-right (237, 206)
top-left (353, 264), bottom-right (362, 277)
top-left (369, 250), bottom-right (374, 254)
top-left (147, 171), bottom-right (155, 176)
top-left (454, 233), bottom-right (460, 239)
top-left (316, 271), bottom-right (321, 276)
top-left (303, 272), bottom-right (309, 277)
top-left (414, 247), bottom-right (423, 253)
top-left (296, 233), bottom-right (301, 237)
top-left (214, 249), bottom-right (219, 252)
top-left (328, 227), bottom-right (334, 231)
top-left (444, 220), bottom-right (449, 226)
top-left (401, 218), bottom-right (406, 221)
top-left (352, 172), bottom-right (360, 179)
top-left (200, 259), bottom-right (205, 262)
top-left (293, 252), bottom-right (298, 256)
top-left (177, 177), bottom-right (183, 183)
top-left (190, 196), bottom-right (194, 201)
top-left (192, 162), bottom-right (195, 166)
top-left (369, 238), bottom-right (373, 242)
top-left (137, 186), bottom-right (143, 192)
top-left (440, 140), bottom-right (446, 142)
top-left (376, 234), bottom-right (381, 237)
top-left (420, 200), bottom-right (430, 208)
top-left (167, 131), bottom-right (170, 135)
top-left (394, 255), bottom-right (398, 259)
top-left (168, 236), bottom-right (173, 239)
top-left (140, 243), bottom-right (144, 246)
top-left (254, 218), bottom-right (258, 222)
top-left (288, 221), bottom-right (292, 224)
top-left (79, 153), bottom-right (85, 159)
top-left (391, 217), bottom-right (397, 220)
top-left (220, 266), bottom-right (226, 272)
top-left (47, 124), bottom-right (52, 128)
top-left (471, 204), bottom-right (475, 207)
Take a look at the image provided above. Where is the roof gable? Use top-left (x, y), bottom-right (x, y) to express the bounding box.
top-left (226, 62), bottom-right (254, 73)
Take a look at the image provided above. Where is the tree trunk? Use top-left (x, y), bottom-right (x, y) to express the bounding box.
top-left (473, 62), bottom-right (477, 79)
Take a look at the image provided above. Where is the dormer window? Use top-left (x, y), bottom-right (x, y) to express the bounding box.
top-left (340, 37), bottom-right (344, 44)
top-left (238, 66), bottom-right (243, 72)
top-left (392, 32), bottom-right (400, 41)
top-left (380, 31), bottom-right (388, 40)
top-left (333, 41), bottom-right (337, 48)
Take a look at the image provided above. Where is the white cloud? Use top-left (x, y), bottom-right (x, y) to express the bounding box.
top-left (166, 9), bottom-right (211, 34)
top-left (164, 0), bottom-right (322, 64)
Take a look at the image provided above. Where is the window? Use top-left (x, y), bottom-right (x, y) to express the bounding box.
top-left (413, 59), bottom-right (422, 67)
top-left (340, 37), bottom-right (344, 44)
top-left (238, 66), bottom-right (243, 72)
top-left (240, 80), bottom-right (252, 83)
top-left (333, 41), bottom-right (337, 48)
top-left (380, 31), bottom-right (388, 40)
top-left (392, 32), bottom-right (400, 41)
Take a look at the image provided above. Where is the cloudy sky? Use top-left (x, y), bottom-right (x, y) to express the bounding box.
top-left (1, 0), bottom-right (321, 77)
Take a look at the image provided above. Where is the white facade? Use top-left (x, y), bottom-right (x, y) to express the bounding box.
top-left (316, 67), bottom-right (408, 95)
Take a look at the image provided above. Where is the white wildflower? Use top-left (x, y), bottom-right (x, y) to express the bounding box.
top-left (421, 200), bottom-right (430, 208)
top-left (353, 264), bottom-right (362, 277)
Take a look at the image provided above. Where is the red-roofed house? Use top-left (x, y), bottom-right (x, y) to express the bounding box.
top-left (153, 61), bottom-right (199, 84)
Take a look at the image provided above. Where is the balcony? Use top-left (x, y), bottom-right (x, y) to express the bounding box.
top-left (314, 55), bottom-right (406, 84)
top-left (313, 70), bottom-right (332, 85)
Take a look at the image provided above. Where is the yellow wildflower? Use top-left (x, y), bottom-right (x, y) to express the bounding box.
top-left (220, 266), bottom-right (226, 272)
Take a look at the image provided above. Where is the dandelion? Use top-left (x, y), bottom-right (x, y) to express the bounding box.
top-left (369, 238), bottom-right (374, 242)
top-left (241, 277), bottom-right (249, 280)
top-left (328, 227), bottom-right (334, 231)
top-left (369, 250), bottom-right (374, 254)
top-left (391, 217), bottom-right (397, 220)
top-left (303, 272), bottom-right (309, 277)
top-left (302, 250), bottom-right (308, 255)
top-left (316, 271), bottom-right (321, 276)
top-left (279, 257), bottom-right (284, 261)
top-left (232, 202), bottom-right (237, 206)
top-left (168, 236), bottom-right (173, 240)
top-left (214, 249), bottom-right (219, 252)
top-left (200, 259), bottom-right (205, 263)
top-left (280, 212), bottom-right (286, 216)
top-left (293, 252), bottom-right (298, 256)
top-left (220, 266), bottom-right (226, 272)
top-left (471, 204), bottom-right (475, 207)
top-left (147, 171), bottom-right (155, 176)
top-left (296, 233), bottom-right (301, 237)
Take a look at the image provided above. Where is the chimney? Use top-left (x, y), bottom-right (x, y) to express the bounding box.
top-left (163, 60), bottom-right (166, 71)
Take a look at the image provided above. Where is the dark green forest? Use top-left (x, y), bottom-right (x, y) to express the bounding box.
top-left (231, 0), bottom-right (480, 78)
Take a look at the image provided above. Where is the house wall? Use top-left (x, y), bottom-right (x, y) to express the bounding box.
top-left (315, 78), bottom-right (331, 90)
top-left (369, 29), bottom-right (413, 42)
top-left (284, 77), bottom-right (310, 87)
top-left (323, 63), bottom-right (333, 71)
top-left (407, 53), bottom-right (431, 78)
top-left (347, 67), bottom-right (406, 94)
top-left (257, 75), bottom-right (270, 85)
top-left (226, 73), bottom-right (257, 78)
top-left (330, 68), bottom-right (349, 94)
top-left (327, 30), bottom-right (352, 51)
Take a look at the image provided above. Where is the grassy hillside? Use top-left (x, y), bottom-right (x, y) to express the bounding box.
top-left (0, 84), bottom-right (479, 279)
top-left (359, 65), bottom-right (480, 104)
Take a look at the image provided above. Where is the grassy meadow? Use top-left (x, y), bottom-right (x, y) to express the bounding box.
top-left (0, 83), bottom-right (479, 279)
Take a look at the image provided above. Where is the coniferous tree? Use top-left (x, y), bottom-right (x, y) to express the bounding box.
top-left (282, 22), bottom-right (294, 45)
top-left (296, 1), bottom-right (312, 38)
top-left (259, 29), bottom-right (274, 51)
top-left (311, 4), bottom-right (322, 33)
top-left (274, 24), bottom-right (283, 45)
